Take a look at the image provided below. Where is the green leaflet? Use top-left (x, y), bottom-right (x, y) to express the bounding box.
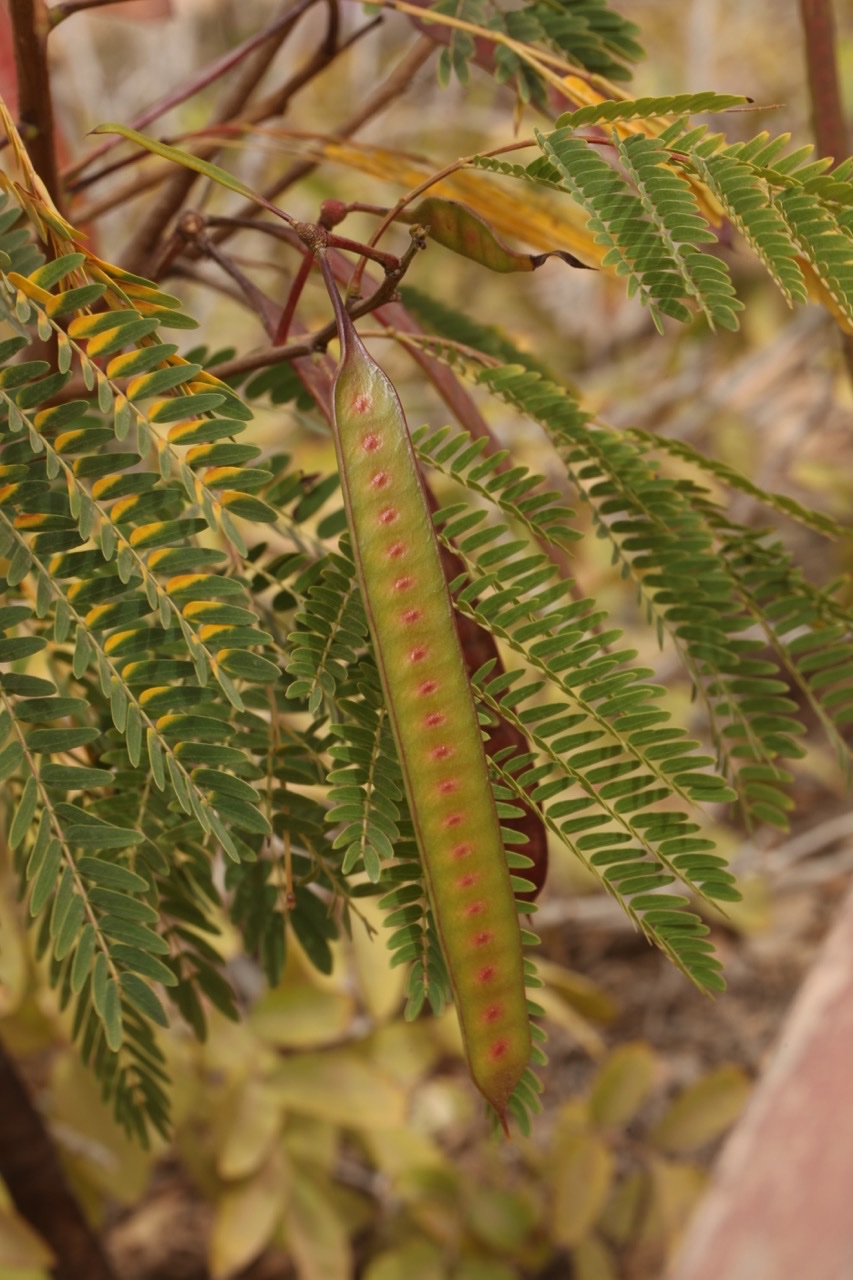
top-left (319, 253), bottom-right (531, 1128)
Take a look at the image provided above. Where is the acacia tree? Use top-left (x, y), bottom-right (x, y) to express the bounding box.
top-left (0, 0), bottom-right (852, 1271)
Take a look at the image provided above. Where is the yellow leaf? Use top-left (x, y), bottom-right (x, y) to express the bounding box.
top-left (464, 1185), bottom-right (536, 1252)
top-left (216, 1078), bottom-right (283, 1181)
top-left (267, 134), bottom-right (601, 266)
top-left (0, 870), bottom-right (28, 1016)
top-left (364, 1020), bottom-right (443, 1090)
top-left (597, 1168), bottom-right (646, 1246)
top-left (572, 1234), bottom-right (619, 1280)
top-left (802, 257), bottom-right (853, 333)
top-left (537, 960), bottom-right (619, 1024)
top-left (282, 1170), bottom-right (352, 1280)
top-left (639, 1155), bottom-right (707, 1257)
top-left (0, 1205), bottom-right (53, 1270)
top-left (551, 1121), bottom-right (613, 1247)
top-left (209, 1145), bottom-right (290, 1280)
top-left (281, 1115), bottom-right (339, 1172)
top-left (535, 985), bottom-right (607, 1058)
top-left (453, 1260), bottom-right (516, 1280)
top-left (49, 1053), bottom-right (155, 1206)
top-left (588, 1042), bottom-right (659, 1129)
top-left (269, 1049), bottom-right (406, 1128)
top-left (351, 897), bottom-right (408, 1022)
top-left (650, 1065), bottom-right (751, 1154)
top-left (250, 982), bottom-right (355, 1048)
top-left (5, 273), bottom-right (53, 307)
top-left (362, 1125), bottom-right (450, 1184)
top-left (363, 1241), bottom-right (446, 1280)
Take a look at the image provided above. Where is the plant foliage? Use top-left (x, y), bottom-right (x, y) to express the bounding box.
top-left (1, 10), bottom-right (852, 1145)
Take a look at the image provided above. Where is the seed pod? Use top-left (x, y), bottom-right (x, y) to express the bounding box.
top-left (319, 255), bottom-right (531, 1127)
top-left (428, 488), bottom-right (548, 902)
top-left (400, 197), bottom-right (592, 273)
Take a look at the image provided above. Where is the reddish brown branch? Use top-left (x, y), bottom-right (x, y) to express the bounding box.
top-left (798, 0), bottom-right (853, 384)
top-left (65, 4), bottom-right (330, 187)
top-left (799, 0), bottom-right (849, 166)
top-left (0, 1037), bottom-right (118, 1280)
top-left (49, 0), bottom-right (137, 21)
top-left (120, 0), bottom-right (323, 277)
top-left (211, 35), bottom-right (436, 234)
top-left (9, 0), bottom-right (64, 211)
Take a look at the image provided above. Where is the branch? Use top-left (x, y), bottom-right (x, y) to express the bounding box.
top-left (71, 9), bottom-right (379, 235)
top-left (0, 1035), bottom-right (118, 1280)
top-left (65, 3), bottom-right (331, 187)
top-left (211, 35), bottom-right (436, 233)
top-left (204, 226), bottom-right (428, 380)
top-left (119, 0), bottom-right (322, 276)
top-left (49, 0), bottom-right (137, 20)
top-left (799, 0), bottom-right (849, 165)
top-left (798, 0), bottom-right (853, 385)
top-left (9, 0), bottom-right (64, 212)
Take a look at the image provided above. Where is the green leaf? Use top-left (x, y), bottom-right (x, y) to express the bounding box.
top-left (40, 764), bottom-right (114, 789)
top-left (30, 838), bottom-right (62, 914)
top-left (92, 950), bottom-right (109, 1018)
top-left (54, 892), bottom-right (86, 961)
top-left (9, 774), bottom-right (38, 848)
top-left (556, 92), bottom-right (749, 130)
top-left (120, 971), bottom-right (169, 1026)
top-left (110, 944), bottom-right (177, 987)
top-left (77, 856), bottom-right (149, 891)
top-left (69, 826), bottom-right (146, 851)
top-left (92, 123), bottom-right (292, 223)
top-left (71, 923), bottom-right (97, 992)
top-left (103, 977), bottom-right (124, 1050)
top-left (0, 738), bottom-right (24, 780)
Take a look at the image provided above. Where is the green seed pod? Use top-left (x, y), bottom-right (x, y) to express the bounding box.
top-left (319, 255), bottom-right (531, 1127)
top-left (400, 197), bottom-right (592, 273)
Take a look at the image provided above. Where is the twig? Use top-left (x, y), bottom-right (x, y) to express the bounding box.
top-left (65, 4), bottom-right (326, 187)
top-left (49, 0), bottom-right (129, 20)
top-left (241, 0), bottom-right (342, 120)
top-left (211, 35), bottom-right (436, 237)
top-left (119, 0), bottom-right (322, 277)
top-left (48, 0), bottom-right (167, 20)
top-left (9, 0), bottom-right (64, 212)
top-left (176, 210), bottom-right (281, 338)
top-left (348, 135), bottom-right (536, 294)
top-left (204, 228), bottom-right (428, 380)
top-left (799, 0), bottom-right (849, 165)
top-left (72, 13), bottom-right (393, 233)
